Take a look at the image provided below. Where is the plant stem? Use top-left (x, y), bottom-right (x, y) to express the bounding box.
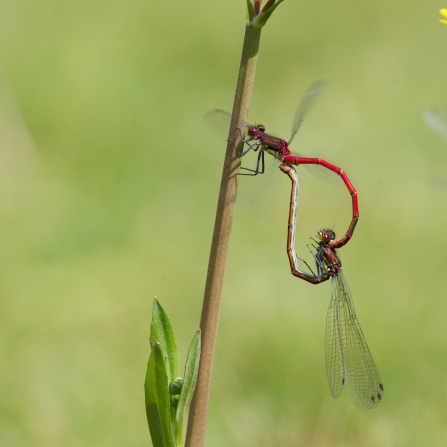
top-left (184, 24), bottom-right (261, 447)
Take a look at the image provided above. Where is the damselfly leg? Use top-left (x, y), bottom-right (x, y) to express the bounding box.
top-left (205, 82), bottom-right (359, 247)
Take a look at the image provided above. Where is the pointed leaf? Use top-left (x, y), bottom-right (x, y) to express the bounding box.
top-left (253, 0), bottom-right (284, 28)
top-left (150, 298), bottom-right (180, 384)
top-left (144, 343), bottom-right (175, 447)
top-left (246, 0), bottom-right (255, 22)
top-left (173, 329), bottom-right (202, 446)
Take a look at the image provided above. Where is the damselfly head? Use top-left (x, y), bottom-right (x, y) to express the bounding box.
top-left (318, 229), bottom-right (335, 243)
top-left (248, 124), bottom-right (265, 138)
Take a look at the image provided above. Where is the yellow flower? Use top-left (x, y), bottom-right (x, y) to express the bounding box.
top-left (440, 8), bottom-right (447, 25)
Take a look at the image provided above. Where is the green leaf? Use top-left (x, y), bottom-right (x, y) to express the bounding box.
top-left (246, 0), bottom-right (255, 22)
top-left (144, 342), bottom-right (175, 447)
top-left (150, 298), bottom-right (180, 384)
top-left (253, 0), bottom-right (284, 28)
top-left (173, 329), bottom-right (202, 447)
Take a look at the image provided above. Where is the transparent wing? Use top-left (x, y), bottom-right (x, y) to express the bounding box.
top-left (325, 273), bottom-right (384, 411)
top-left (203, 109), bottom-right (249, 140)
top-left (325, 280), bottom-right (346, 398)
top-left (422, 108), bottom-right (447, 139)
top-left (289, 80), bottom-right (328, 144)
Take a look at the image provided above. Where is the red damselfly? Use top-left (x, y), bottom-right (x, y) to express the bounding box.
top-left (204, 81), bottom-right (358, 249)
top-left (280, 163), bottom-right (383, 411)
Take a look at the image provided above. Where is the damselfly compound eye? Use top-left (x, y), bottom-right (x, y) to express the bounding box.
top-left (318, 229), bottom-right (335, 243)
top-left (326, 230), bottom-right (335, 241)
top-left (248, 126), bottom-right (258, 137)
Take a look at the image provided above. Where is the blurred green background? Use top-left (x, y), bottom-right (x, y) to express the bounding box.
top-left (0, 0), bottom-right (446, 446)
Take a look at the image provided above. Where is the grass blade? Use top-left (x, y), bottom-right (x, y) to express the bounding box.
top-left (150, 298), bottom-right (180, 383)
top-left (174, 330), bottom-right (201, 446)
top-left (144, 342), bottom-right (175, 447)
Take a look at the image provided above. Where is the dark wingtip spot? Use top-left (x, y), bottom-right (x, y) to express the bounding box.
top-left (379, 383), bottom-right (384, 391)
top-left (342, 378), bottom-right (345, 385)
top-left (371, 395), bottom-right (375, 403)
top-left (378, 393), bottom-right (382, 400)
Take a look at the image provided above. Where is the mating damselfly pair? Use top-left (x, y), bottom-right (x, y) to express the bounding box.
top-left (205, 81), bottom-right (384, 410)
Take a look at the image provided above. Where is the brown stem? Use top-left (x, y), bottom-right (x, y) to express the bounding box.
top-left (184, 25), bottom-right (261, 447)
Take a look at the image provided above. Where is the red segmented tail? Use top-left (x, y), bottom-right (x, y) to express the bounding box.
top-left (282, 155), bottom-right (359, 249)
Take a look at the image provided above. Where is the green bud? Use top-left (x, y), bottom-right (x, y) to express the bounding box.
top-left (170, 395), bottom-right (180, 409)
top-left (169, 377), bottom-right (183, 395)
